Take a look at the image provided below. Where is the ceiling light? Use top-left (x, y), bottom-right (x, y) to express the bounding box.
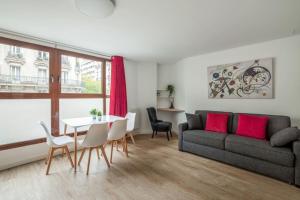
top-left (75, 0), bottom-right (115, 18)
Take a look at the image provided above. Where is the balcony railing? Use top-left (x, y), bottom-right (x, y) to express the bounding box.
top-left (0, 74), bottom-right (48, 85)
top-left (36, 56), bottom-right (49, 61)
top-left (0, 74), bottom-right (85, 87)
top-left (7, 52), bottom-right (24, 59)
top-left (61, 79), bottom-right (83, 87)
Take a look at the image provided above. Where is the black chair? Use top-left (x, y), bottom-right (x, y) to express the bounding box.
top-left (146, 107), bottom-right (172, 140)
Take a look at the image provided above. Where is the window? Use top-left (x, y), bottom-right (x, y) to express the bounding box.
top-left (38, 69), bottom-right (47, 83)
top-left (10, 65), bottom-right (21, 81)
top-left (106, 61), bottom-right (111, 95)
top-left (0, 37), bottom-right (111, 150)
top-left (10, 46), bottom-right (21, 54)
top-left (62, 71), bottom-right (69, 84)
top-left (0, 43), bottom-right (50, 93)
top-left (60, 54), bottom-right (103, 94)
top-left (38, 51), bottom-right (48, 60)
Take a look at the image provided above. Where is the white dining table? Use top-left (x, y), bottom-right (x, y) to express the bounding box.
top-left (62, 115), bottom-right (125, 172)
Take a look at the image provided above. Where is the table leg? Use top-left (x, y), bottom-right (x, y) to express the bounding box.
top-left (74, 127), bottom-right (78, 172)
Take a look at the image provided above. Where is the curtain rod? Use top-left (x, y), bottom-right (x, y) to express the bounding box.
top-left (0, 28), bottom-right (111, 59)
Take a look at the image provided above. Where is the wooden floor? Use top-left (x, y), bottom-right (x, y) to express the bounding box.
top-left (1, 134), bottom-right (300, 200)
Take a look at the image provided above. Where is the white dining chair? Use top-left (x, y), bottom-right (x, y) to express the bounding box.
top-left (107, 119), bottom-right (128, 163)
top-left (78, 123), bottom-right (110, 174)
top-left (125, 112), bottom-right (136, 144)
top-left (39, 121), bottom-right (74, 175)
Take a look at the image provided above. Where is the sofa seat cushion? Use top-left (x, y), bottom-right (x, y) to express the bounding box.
top-left (225, 135), bottom-right (294, 167)
top-left (183, 130), bottom-right (227, 149)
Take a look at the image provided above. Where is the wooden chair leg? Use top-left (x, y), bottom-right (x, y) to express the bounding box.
top-left (101, 143), bottom-right (107, 156)
top-left (45, 148), bottom-right (51, 165)
top-left (151, 130), bottom-right (155, 138)
top-left (122, 136), bottom-right (127, 153)
top-left (170, 130), bottom-right (173, 137)
top-left (78, 148), bottom-right (86, 166)
top-left (61, 148), bottom-right (64, 157)
top-left (130, 133), bottom-right (135, 144)
top-left (96, 147), bottom-right (100, 159)
top-left (64, 146), bottom-right (74, 168)
top-left (86, 148), bottom-right (92, 175)
top-left (156, 130), bottom-right (158, 135)
top-left (110, 141), bottom-right (114, 163)
top-left (124, 137), bottom-right (128, 157)
top-left (46, 147), bottom-right (55, 175)
top-left (166, 131), bottom-right (170, 141)
top-left (100, 146), bottom-right (110, 168)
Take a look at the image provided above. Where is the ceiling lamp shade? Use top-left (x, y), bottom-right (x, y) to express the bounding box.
top-left (75, 0), bottom-right (115, 18)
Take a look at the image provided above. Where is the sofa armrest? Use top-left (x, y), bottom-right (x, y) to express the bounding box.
top-left (178, 122), bottom-right (188, 151)
top-left (293, 140), bottom-right (300, 186)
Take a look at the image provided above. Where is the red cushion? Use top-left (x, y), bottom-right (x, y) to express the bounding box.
top-left (205, 113), bottom-right (229, 133)
top-left (236, 114), bottom-right (269, 140)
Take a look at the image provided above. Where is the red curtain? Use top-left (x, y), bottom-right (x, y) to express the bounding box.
top-left (109, 56), bottom-right (127, 117)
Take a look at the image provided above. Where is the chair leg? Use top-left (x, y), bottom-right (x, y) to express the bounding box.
top-left (170, 129), bottom-right (173, 137)
top-left (110, 141), bottom-right (114, 163)
top-left (156, 130), bottom-right (158, 135)
top-left (86, 148), bottom-right (92, 175)
top-left (100, 146), bottom-right (110, 168)
top-left (96, 147), bottom-right (100, 159)
top-left (130, 133), bottom-right (136, 144)
top-left (151, 130), bottom-right (155, 138)
top-left (46, 147), bottom-right (55, 175)
top-left (64, 146), bottom-right (74, 168)
top-left (45, 148), bottom-right (51, 165)
top-left (122, 138), bottom-right (125, 152)
top-left (78, 148), bottom-right (86, 166)
top-left (61, 148), bottom-right (64, 157)
top-left (166, 131), bottom-right (170, 141)
top-left (124, 137), bottom-right (128, 157)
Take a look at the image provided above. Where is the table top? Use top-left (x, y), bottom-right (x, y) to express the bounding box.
top-left (62, 115), bottom-right (125, 128)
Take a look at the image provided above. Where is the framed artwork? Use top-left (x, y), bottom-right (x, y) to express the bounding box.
top-left (207, 58), bottom-right (273, 99)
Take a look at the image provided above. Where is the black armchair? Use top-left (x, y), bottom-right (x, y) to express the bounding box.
top-left (146, 107), bottom-right (172, 140)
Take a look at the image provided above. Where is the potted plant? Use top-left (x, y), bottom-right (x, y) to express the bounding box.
top-left (166, 84), bottom-right (175, 109)
top-left (97, 110), bottom-right (102, 121)
top-left (90, 108), bottom-right (98, 120)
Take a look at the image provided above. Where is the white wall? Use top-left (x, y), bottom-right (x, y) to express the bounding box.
top-left (157, 63), bottom-right (185, 132)
top-left (136, 62), bottom-right (157, 133)
top-left (158, 35), bottom-right (300, 127)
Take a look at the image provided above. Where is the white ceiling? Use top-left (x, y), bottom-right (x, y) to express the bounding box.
top-left (0, 0), bottom-right (299, 63)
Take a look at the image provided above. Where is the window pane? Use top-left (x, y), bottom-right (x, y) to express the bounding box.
top-left (61, 55), bottom-right (102, 94)
top-left (106, 61), bottom-right (111, 95)
top-left (0, 99), bottom-right (51, 145)
top-left (0, 43), bottom-right (49, 93)
top-left (59, 98), bottom-right (104, 134)
top-left (106, 98), bottom-right (110, 114)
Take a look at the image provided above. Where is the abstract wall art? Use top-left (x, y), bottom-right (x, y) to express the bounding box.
top-left (207, 58), bottom-right (273, 99)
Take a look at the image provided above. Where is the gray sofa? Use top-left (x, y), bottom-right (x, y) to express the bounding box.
top-left (178, 110), bottom-right (300, 186)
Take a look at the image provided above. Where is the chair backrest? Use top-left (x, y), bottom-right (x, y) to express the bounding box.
top-left (146, 107), bottom-right (157, 123)
top-left (125, 112), bottom-right (136, 132)
top-left (81, 123), bottom-right (109, 147)
top-left (108, 119), bottom-right (127, 141)
top-left (38, 121), bottom-right (54, 146)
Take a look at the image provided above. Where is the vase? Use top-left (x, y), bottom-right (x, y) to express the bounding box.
top-left (92, 115), bottom-right (96, 120)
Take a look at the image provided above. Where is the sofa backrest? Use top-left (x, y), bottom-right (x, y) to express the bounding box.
top-left (194, 110), bottom-right (234, 133)
top-left (232, 113), bottom-right (291, 139)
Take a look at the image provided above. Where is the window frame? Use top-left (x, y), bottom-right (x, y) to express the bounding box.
top-left (0, 36), bottom-right (111, 150)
